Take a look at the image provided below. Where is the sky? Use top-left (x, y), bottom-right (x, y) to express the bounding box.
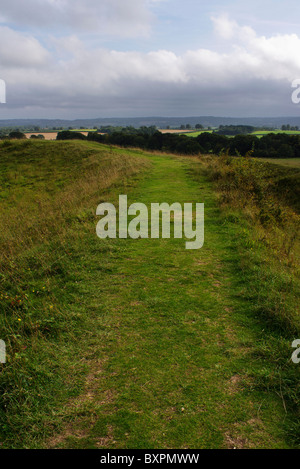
top-left (0, 0), bottom-right (300, 119)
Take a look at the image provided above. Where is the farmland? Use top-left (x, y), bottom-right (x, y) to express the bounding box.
top-left (184, 129), bottom-right (300, 138)
top-left (252, 130), bottom-right (300, 137)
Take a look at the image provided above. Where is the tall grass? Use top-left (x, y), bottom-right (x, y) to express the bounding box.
top-left (200, 152), bottom-right (300, 442)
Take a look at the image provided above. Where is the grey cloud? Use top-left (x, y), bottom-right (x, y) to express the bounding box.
top-left (0, 0), bottom-right (155, 37)
top-left (1, 15), bottom-right (300, 118)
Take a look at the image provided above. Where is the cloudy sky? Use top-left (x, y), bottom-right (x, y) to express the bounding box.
top-left (0, 0), bottom-right (300, 119)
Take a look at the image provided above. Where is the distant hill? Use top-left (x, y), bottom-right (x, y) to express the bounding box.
top-left (1, 116), bottom-right (300, 129)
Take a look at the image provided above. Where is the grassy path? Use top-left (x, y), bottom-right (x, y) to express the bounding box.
top-left (46, 152), bottom-right (290, 449)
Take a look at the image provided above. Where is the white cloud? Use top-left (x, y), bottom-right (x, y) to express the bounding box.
top-left (211, 14), bottom-right (300, 81)
top-left (211, 14), bottom-right (238, 40)
top-left (0, 26), bottom-right (50, 67)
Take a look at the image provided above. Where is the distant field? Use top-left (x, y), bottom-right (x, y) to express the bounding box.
top-left (178, 129), bottom-right (300, 138)
top-left (25, 131), bottom-right (89, 140)
top-left (252, 130), bottom-right (300, 137)
top-left (25, 132), bottom-right (58, 140)
top-left (184, 130), bottom-right (213, 137)
top-left (70, 129), bottom-right (95, 132)
top-left (159, 129), bottom-right (187, 134)
top-left (159, 129), bottom-right (213, 135)
top-left (257, 157), bottom-right (300, 168)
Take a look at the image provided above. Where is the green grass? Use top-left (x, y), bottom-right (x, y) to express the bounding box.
top-left (252, 130), bottom-right (300, 135)
top-left (45, 153), bottom-right (293, 449)
top-left (183, 131), bottom-right (213, 137)
top-left (0, 140), bottom-right (149, 448)
top-left (0, 140), bottom-right (299, 449)
top-left (202, 153), bottom-right (300, 444)
top-left (252, 130), bottom-right (300, 138)
top-left (70, 129), bottom-right (95, 132)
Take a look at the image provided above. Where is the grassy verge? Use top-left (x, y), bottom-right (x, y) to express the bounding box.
top-left (200, 153), bottom-right (300, 444)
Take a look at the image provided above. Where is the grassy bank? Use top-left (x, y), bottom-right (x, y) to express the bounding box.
top-left (0, 140), bottom-right (150, 447)
top-left (201, 153), bottom-right (300, 443)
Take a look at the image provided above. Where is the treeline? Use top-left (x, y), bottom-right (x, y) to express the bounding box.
top-left (216, 125), bottom-right (257, 135)
top-left (0, 131), bottom-right (45, 140)
top-left (57, 129), bottom-right (203, 155)
top-left (56, 128), bottom-right (300, 158)
top-left (281, 124), bottom-right (299, 131)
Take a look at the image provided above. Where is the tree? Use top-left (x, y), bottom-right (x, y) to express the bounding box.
top-left (9, 131), bottom-right (26, 139)
top-left (278, 143), bottom-right (294, 158)
top-left (30, 134), bottom-right (45, 139)
top-left (176, 138), bottom-right (201, 155)
top-left (56, 130), bottom-right (87, 141)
